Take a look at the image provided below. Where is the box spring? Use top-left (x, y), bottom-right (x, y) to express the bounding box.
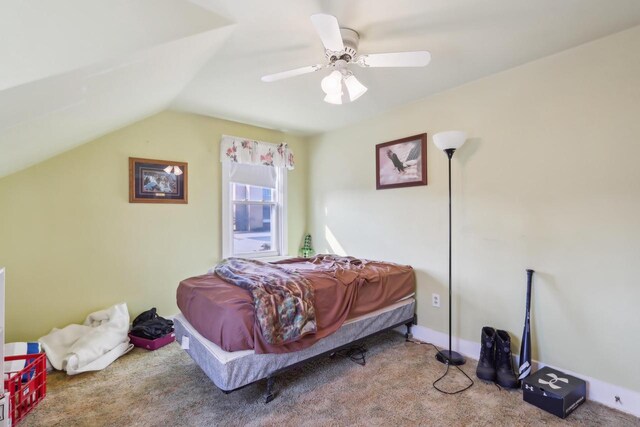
top-left (174, 298), bottom-right (415, 392)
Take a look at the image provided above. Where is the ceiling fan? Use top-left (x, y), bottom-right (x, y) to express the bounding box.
top-left (261, 14), bottom-right (431, 105)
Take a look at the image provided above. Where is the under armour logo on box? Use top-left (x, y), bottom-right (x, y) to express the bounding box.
top-left (538, 373), bottom-right (569, 390)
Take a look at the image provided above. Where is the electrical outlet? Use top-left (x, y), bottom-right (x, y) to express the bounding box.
top-left (432, 293), bottom-right (440, 307)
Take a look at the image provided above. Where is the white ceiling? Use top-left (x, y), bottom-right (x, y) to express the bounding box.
top-left (2, 0), bottom-right (640, 177)
top-left (0, 0), bottom-right (233, 177)
top-left (173, 0), bottom-right (640, 134)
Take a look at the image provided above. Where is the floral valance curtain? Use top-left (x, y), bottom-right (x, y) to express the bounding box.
top-left (220, 135), bottom-right (295, 170)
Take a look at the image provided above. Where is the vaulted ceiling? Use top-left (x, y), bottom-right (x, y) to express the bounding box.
top-left (2, 0), bottom-right (640, 178)
top-left (0, 0), bottom-right (234, 177)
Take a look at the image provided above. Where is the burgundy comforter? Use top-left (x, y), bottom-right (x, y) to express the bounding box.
top-left (176, 255), bottom-right (415, 354)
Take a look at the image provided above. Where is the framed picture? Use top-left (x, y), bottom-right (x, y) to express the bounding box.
top-left (376, 133), bottom-right (427, 190)
top-left (129, 157), bottom-right (188, 203)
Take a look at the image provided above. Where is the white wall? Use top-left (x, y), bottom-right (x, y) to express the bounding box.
top-left (308, 26), bottom-right (640, 392)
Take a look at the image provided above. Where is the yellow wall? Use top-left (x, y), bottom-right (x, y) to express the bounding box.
top-left (308, 26), bottom-right (640, 391)
top-left (0, 111), bottom-right (308, 342)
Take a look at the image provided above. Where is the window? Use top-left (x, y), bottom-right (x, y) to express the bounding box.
top-left (222, 162), bottom-right (287, 258)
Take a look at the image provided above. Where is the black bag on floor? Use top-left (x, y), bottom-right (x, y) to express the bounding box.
top-left (130, 307), bottom-right (174, 340)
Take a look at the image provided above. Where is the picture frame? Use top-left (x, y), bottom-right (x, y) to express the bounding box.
top-left (375, 133), bottom-right (427, 190)
top-left (129, 157), bottom-right (188, 203)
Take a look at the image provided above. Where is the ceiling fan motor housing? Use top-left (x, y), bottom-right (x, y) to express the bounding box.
top-left (326, 28), bottom-right (360, 62)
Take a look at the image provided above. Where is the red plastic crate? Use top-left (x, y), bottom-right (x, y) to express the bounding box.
top-left (4, 353), bottom-right (47, 425)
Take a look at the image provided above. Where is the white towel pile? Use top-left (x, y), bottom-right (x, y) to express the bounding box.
top-left (39, 303), bottom-right (133, 375)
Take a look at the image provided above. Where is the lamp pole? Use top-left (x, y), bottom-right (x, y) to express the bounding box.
top-left (435, 147), bottom-right (465, 366)
top-left (447, 149), bottom-right (454, 359)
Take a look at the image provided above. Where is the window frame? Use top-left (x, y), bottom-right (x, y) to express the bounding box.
top-left (221, 162), bottom-right (287, 259)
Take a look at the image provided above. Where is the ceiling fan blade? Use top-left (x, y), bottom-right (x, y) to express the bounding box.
top-left (261, 65), bottom-right (324, 82)
top-left (357, 51), bottom-right (431, 68)
top-left (310, 14), bottom-right (345, 52)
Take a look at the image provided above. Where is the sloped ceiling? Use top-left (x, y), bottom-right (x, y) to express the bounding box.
top-left (2, 0), bottom-right (640, 178)
top-left (0, 0), bottom-right (234, 177)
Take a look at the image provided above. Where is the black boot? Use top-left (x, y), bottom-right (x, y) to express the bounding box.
top-left (476, 327), bottom-right (496, 381)
top-left (495, 329), bottom-right (519, 388)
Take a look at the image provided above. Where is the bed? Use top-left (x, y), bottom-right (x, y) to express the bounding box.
top-left (175, 255), bottom-right (416, 402)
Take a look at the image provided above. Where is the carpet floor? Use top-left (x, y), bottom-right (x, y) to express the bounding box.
top-left (22, 331), bottom-right (639, 426)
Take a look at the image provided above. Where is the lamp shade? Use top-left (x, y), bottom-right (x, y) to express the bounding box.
top-left (344, 74), bottom-right (367, 102)
top-left (321, 70), bottom-right (342, 95)
top-left (323, 92), bottom-right (343, 105)
top-left (433, 131), bottom-right (467, 151)
top-left (321, 70), bottom-right (368, 105)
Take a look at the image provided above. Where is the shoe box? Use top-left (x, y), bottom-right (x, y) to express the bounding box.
top-left (522, 366), bottom-right (586, 418)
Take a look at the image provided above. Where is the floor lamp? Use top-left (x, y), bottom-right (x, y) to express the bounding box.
top-left (433, 131), bottom-right (467, 366)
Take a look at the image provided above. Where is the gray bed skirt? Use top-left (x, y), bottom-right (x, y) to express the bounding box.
top-left (174, 298), bottom-right (416, 392)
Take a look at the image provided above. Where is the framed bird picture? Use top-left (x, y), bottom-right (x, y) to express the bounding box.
top-left (375, 133), bottom-right (427, 190)
top-left (129, 157), bottom-right (188, 203)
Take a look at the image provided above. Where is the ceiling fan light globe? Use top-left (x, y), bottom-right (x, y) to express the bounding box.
top-left (173, 166), bottom-right (183, 176)
top-left (433, 131), bottom-right (467, 151)
top-left (344, 75), bottom-right (367, 102)
top-left (323, 92), bottom-right (343, 105)
top-left (163, 166), bottom-right (173, 174)
top-left (321, 70), bottom-right (343, 95)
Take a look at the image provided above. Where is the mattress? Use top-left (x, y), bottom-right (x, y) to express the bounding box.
top-left (174, 297), bottom-right (416, 392)
top-left (177, 256), bottom-right (415, 354)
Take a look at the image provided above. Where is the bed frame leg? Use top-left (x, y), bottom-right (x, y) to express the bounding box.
top-left (405, 314), bottom-right (417, 341)
top-left (265, 376), bottom-right (276, 404)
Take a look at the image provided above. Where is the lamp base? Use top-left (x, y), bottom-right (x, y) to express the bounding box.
top-left (436, 350), bottom-right (466, 366)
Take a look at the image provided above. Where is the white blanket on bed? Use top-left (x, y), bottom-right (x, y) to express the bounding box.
top-left (39, 303), bottom-right (133, 375)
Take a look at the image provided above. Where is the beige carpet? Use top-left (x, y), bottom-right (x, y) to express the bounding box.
top-left (22, 332), bottom-right (639, 426)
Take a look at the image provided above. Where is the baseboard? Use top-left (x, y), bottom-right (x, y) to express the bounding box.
top-left (408, 324), bottom-right (640, 418)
